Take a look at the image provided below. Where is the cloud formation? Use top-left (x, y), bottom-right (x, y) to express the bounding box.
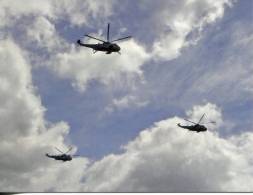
top-left (52, 40), bottom-right (149, 91)
top-left (140, 0), bottom-right (234, 60)
top-left (0, 0), bottom-right (252, 192)
top-left (1, 0), bottom-right (233, 93)
top-left (0, 0), bottom-right (115, 28)
top-left (0, 39), bottom-right (88, 191)
top-left (81, 103), bottom-right (253, 192)
top-left (0, 52), bottom-right (252, 193)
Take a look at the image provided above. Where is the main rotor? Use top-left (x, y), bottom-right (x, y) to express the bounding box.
top-left (54, 147), bottom-right (73, 155)
top-left (183, 114), bottom-right (216, 126)
top-left (85, 23), bottom-right (131, 44)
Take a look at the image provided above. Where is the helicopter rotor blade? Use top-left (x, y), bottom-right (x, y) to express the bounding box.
top-left (54, 147), bottom-right (64, 154)
top-left (85, 34), bottom-right (106, 43)
top-left (197, 114), bottom-right (205, 124)
top-left (183, 118), bottom-right (198, 125)
top-left (203, 121), bottom-right (216, 125)
top-left (107, 23), bottom-right (110, 42)
top-left (111, 36), bottom-right (132, 42)
top-left (65, 147), bottom-right (73, 154)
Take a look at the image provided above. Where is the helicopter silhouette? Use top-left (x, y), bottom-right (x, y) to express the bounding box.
top-left (177, 114), bottom-right (216, 133)
top-left (46, 147), bottom-right (79, 162)
top-left (77, 23), bottom-right (131, 54)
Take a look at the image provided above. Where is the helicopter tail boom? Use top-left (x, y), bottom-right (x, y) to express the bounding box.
top-left (77, 40), bottom-right (98, 48)
top-left (46, 153), bottom-right (52, 158)
top-left (177, 123), bottom-right (188, 129)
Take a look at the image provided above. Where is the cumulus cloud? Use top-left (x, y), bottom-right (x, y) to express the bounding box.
top-left (1, 0), bottom-right (252, 192)
top-left (80, 103), bottom-right (253, 192)
top-left (0, 0), bottom-right (235, 100)
top-left (0, 0), bottom-right (116, 53)
top-left (37, 0), bottom-right (235, 113)
top-left (0, 52), bottom-right (252, 192)
top-left (51, 40), bottom-right (149, 91)
top-left (185, 103), bottom-right (223, 130)
top-left (0, 39), bottom-right (89, 192)
top-left (0, 0), bottom-right (151, 93)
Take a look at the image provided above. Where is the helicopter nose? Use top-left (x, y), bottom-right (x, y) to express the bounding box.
top-left (116, 45), bottom-right (120, 51)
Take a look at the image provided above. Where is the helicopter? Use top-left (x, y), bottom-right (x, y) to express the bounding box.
top-left (46, 147), bottom-right (79, 162)
top-left (77, 23), bottom-right (131, 54)
top-left (177, 114), bottom-right (216, 133)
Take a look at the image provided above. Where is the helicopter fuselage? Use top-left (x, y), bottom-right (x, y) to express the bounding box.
top-left (46, 153), bottom-right (72, 161)
top-left (177, 124), bottom-right (207, 133)
top-left (77, 40), bottom-right (120, 54)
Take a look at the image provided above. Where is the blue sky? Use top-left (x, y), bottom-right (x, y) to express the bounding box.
top-left (1, 0), bottom-right (253, 191)
top-left (31, 0), bottom-right (253, 159)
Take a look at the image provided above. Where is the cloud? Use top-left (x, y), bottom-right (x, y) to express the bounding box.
top-left (134, 0), bottom-right (233, 61)
top-left (1, 1), bottom-right (252, 192)
top-left (0, 0), bottom-right (116, 57)
top-left (0, 53), bottom-right (252, 192)
top-left (0, 0), bottom-right (115, 28)
top-left (0, 39), bottom-right (89, 191)
top-left (51, 40), bottom-right (150, 91)
top-left (0, 0), bottom-right (151, 93)
top-left (25, 16), bottom-right (63, 52)
top-left (150, 0), bottom-right (233, 60)
top-left (116, 1), bottom-right (252, 119)
top-left (35, 0), bottom-right (234, 105)
top-left (53, 0), bottom-right (116, 27)
top-left (181, 19), bottom-right (253, 104)
top-left (0, 0), bottom-right (235, 102)
top-left (185, 103), bottom-right (223, 130)
top-left (105, 95), bottom-right (149, 113)
top-left (80, 103), bottom-right (253, 192)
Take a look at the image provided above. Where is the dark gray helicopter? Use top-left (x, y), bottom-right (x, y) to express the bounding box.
top-left (77, 23), bottom-right (131, 54)
top-left (46, 147), bottom-right (79, 162)
top-left (177, 114), bottom-right (216, 133)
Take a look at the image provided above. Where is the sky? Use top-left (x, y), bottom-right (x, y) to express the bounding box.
top-left (0, 0), bottom-right (253, 192)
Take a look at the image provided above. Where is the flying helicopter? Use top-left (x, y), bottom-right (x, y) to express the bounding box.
top-left (177, 114), bottom-right (216, 133)
top-left (77, 23), bottom-right (131, 54)
top-left (46, 147), bottom-right (79, 162)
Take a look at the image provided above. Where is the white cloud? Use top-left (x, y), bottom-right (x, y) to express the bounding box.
top-left (51, 40), bottom-right (150, 91)
top-left (1, 1), bottom-right (252, 192)
top-left (105, 95), bottom-right (149, 113)
top-left (0, 0), bottom-right (115, 28)
top-left (182, 20), bottom-right (253, 103)
top-left (0, 0), bottom-right (117, 62)
top-left (185, 103), bottom-right (223, 130)
top-left (26, 16), bottom-right (62, 51)
top-left (80, 103), bottom-right (253, 192)
top-left (31, 0), bottom-right (235, 111)
top-left (0, 39), bottom-right (89, 191)
top-left (148, 0), bottom-right (233, 60)
top-left (0, 53), bottom-right (252, 192)
top-left (0, 0), bottom-right (53, 28)
top-left (0, 0), bottom-right (235, 101)
top-left (52, 0), bottom-right (115, 27)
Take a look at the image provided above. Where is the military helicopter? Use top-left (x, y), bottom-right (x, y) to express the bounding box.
top-left (46, 147), bottom-right (79, 162)
top-left (177, 114), bottom-right (216, 133)
top-left (77, 23), bottom-right (131, 54)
